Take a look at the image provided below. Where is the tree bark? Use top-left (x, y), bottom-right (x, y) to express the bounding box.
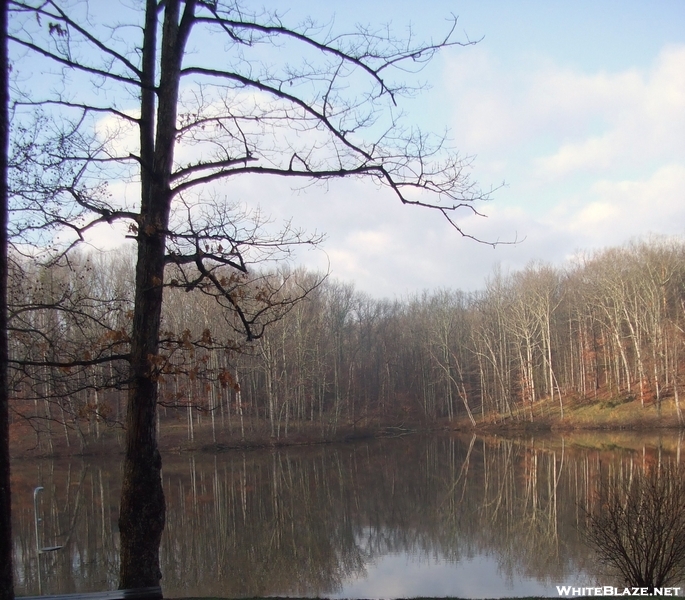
top-left (118, 216), bottom-right (168, 587)
top-left (119, 0), bottom-right (192, 588)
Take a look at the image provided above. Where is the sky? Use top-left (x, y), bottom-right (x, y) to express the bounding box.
top-left (16, 0), bottom-right (684, 299)
top-left (228, 0), bottom-right (685, 298)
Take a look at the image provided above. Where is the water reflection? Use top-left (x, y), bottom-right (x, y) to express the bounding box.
top-left (331, 553), bottom-right (553, 599)
top-left (10, 433), bottom-right (681, 597)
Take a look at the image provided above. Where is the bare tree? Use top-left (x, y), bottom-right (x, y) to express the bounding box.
top-left (583, 463), bottom-right (685, 592)
top-left (8, 0), bottom-right (490, 588)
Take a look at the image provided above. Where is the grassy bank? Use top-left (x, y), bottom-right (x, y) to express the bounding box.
top-left (454, 390), bottom-right (684, 434)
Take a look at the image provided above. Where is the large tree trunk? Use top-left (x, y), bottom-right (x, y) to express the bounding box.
top-left (0, 0), bottom-right (14, 596)
top-left (118, 223), bottom-right (168, 588)
top-left (118, 0), bottom-right (190, 588)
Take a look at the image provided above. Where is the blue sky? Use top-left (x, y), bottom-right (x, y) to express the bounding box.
top-left (17, 0), bottom-right (683, 297)
top-left (241, 0), bottom-right (685, 296)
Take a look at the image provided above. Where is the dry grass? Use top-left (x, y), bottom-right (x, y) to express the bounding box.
top-left (455, 391), bottom-right (684, 435)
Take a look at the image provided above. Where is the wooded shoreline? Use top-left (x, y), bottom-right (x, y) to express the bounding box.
top-left (9, 237), bottom-right (685, 461)
top-left (9, 392), bottom-right (684, 460)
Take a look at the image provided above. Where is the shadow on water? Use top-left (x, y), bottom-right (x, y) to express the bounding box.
top-left (10, 432), bottom-right (684, 597)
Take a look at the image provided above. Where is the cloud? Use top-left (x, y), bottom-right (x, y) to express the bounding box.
top-left (568, 164), bottom-right (685, 241)
top-left (443, 45), bottom-right (685, 181)
top-left (79, 43), bottom-right (684, 300)
top-left (94, 110), bottom-right (140, 159)
top-left (533, 46), bottom-right (685, 179)
top-left (398, 41), bottom-right (681, 295)
top-left (221, 170), bottom-right (500, 297)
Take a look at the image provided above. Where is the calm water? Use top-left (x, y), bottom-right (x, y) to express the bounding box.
top-left (10, 433), bottom-right (682, 598)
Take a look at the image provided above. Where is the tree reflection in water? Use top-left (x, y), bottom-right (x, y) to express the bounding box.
top-left (10, 434), bottom-right (681, 597)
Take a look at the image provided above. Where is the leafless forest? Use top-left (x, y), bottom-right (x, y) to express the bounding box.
top-left (8, 235), bottom-right (685, 449)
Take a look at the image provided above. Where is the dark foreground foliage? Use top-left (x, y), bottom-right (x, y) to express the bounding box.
top-left (583, 462), bottom-right (685, 592)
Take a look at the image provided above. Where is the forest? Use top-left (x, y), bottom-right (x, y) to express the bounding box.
top-left (8, 234), bottom-right (685, 450)
top-left (2, 0), bottom-right (682, 595)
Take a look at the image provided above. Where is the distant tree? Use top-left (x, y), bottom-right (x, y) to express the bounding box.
top-left (8, 0), bottom-right (489, 589)
top-left (583, 463), bottom-right (685, 592)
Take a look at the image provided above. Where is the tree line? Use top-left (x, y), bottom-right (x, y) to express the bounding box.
top-left (8, 235), bottom-right (685, 445)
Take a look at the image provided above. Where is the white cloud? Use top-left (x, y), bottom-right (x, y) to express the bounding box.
top-left (444, 45), bottom-right (685, 181)
top-left (533, 46), bottom-right (685, 179)
top-left (569, 164), bottom-right (685, 240)
top-left (389, 42), bottom-right (683, 295)
top-left (80, 43), bottom-right (685, 299)
top-left (94, 111), bottom-right (140, 159)
top-left (537, 136), bottom-right (615, 179)
top-left (82, 220), bottom-right (132, 251)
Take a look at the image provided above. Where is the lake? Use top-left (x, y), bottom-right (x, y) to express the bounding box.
top-left (10, 432), bottom-right (684, 598)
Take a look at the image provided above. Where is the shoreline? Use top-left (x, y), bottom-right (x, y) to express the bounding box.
top-left (9, 394), bottom-right (685, 460)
